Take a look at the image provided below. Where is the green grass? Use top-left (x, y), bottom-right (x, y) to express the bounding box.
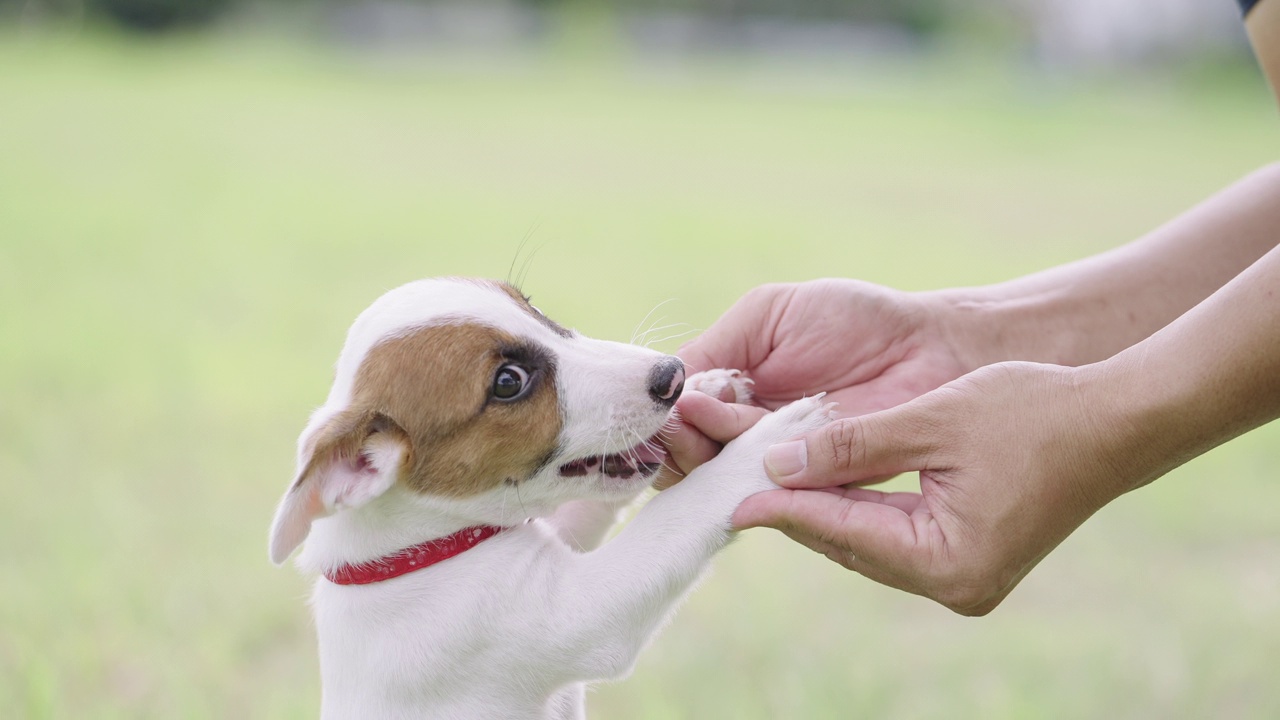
top-left (1, 29), bottom-right (1278, 719)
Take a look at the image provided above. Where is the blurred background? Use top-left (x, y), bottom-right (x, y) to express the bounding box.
top-left (1, 0), bottom-right (1278, 717)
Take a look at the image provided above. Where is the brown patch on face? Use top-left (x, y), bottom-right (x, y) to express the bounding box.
top-left (336, 322), bottom-right (563, 498)
top-left (491, 281), bottom-right (573, 339)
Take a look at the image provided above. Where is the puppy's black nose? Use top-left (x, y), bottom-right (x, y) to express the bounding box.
top-left (648, 357), bottom-right (685, 408)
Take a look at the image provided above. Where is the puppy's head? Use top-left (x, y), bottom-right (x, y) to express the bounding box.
top-left (268, 278), bottom-right (684, 564)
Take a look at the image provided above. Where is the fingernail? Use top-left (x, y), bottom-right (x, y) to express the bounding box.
top-left (765, 440), bottom-right (807, 478)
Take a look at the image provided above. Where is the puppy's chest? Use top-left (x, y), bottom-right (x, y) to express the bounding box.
top-left (313, 535), bottom-right (570, 687)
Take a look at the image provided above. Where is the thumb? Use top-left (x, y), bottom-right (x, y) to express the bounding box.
top-left (764, 406), bottom-right (934, 489)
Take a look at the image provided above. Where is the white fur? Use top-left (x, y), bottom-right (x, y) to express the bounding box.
top-left (685, 367), bottom-right (754, 404)
top-left (269, 278), bottom-right (834, 719)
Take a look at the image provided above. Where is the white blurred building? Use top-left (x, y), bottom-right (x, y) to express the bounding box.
top-left (318, 0), bottom-right (1253, 67)
top-left (1008, 0), bottom-right (1249, 66)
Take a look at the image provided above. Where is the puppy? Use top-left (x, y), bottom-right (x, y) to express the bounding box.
top-left (268, 278), bottom-right (833, 719)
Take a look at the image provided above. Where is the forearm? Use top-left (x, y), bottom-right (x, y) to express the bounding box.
top-left (1093, 242), bottom-right (1280, 495)
top-left (933, 164), bottom-right (1280, 369)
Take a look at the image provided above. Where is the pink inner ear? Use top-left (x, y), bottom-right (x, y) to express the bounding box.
top-left (321, 445), bottom-right (402, 512)
top-left (271, 414), bottom-right (407, 565)
top-left (302, 480), bottom-right (327, 519)
top-left (354, 453), bottom-right (374, 474)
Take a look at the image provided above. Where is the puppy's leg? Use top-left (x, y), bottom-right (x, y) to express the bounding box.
top-left (550, 395), bottom-right (835, 681)
top-left (549, 497), bottom-right (640, 552)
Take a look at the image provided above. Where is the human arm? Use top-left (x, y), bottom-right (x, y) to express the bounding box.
top-left (663, 164), bottom-right (1280, 486)
top-left (935, 162), bottom-right (1280, 371)
top-left (1247, 0), bottom-right (1280, 100)
top-left (733, 242), bottom-right (1280, 615)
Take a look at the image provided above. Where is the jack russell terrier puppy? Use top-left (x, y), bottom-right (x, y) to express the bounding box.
top-left (268, 278), bottom-right (834, 719)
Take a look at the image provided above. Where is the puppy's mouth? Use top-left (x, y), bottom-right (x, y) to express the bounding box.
top-left (558, 435), bottom-right (665, 480)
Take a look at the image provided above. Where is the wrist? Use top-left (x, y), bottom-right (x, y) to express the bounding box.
top-left (926, 269), bottom-right (1155, 372)
top-left (1072, 347), bottom-right (1199, 499)
top-left (922, 285), bottom-right (1078, 372)
top-left (1078, 244), bottom-right (1280, 499)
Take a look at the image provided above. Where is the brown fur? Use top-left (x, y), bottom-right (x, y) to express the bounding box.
top-left (303, 321), bottom-right (563, 499)
top-left (492, 281), bottom-right (573, 339)
top-left (298, 409), bottom-right (412, 489)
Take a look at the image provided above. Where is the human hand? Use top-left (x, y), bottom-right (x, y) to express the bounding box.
top-left (732, 361), bottom-right (1152, 616)
top-left (656, 279), bottom-right (976, 489)
top-left (654, 389), bottom-right (769, 490)
top-left (678, 279), bottom-right (976, 416)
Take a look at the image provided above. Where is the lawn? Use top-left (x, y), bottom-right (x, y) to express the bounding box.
top-left (1, 28), bottom-right (1278, 719)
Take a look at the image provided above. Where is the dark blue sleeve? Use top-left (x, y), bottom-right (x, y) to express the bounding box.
top-left (1241, 0), bottom-right (1263, 15)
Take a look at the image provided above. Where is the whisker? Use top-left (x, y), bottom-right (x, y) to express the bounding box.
top-left (516, 241), bottom-right (546, 290)
top-left (644, 327), bottom-right (699, 349)
top-left (630, 298), bottom-right (677, 346)
top-left (635, 315), bottom-right (668, 345)
top-left (634, 316), bottom-right (665, 347)
top-left (514, 481), bottom-right (529, 520)
top-left (562, 523), bottom-right (583, 551)
top-left (636, 321), bottom-right (688, 345)
top-left (506, 223), bottom-right (540, 288)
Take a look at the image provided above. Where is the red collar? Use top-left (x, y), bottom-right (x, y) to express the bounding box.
top-left (324, 525), bottom-right (507, 586)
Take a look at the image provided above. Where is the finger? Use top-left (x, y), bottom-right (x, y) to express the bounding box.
top-left (764, 405), bottom-right (937, 489)
top-left (776, 529), bottom-right (857, 571)
top-left (732, 489), bottom-right (925, 578)
top-left (737, 489), bottom-right (932, 596)
top-left (775, 527), bottom-right (923, 594)
top-left (654, 420), bottom-right (722, 489)
top-left (650, 458), bottom-right (685, 491)
top-left (677, 284), bottom-right (793, 373)
top-left (675, 391), bottom-right (770, 444)
top-left (839, 472), bottom-right (902, 488)
top-left (819, 486), bottom-right (924, 515)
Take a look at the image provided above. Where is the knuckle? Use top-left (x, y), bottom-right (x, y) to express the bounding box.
top-left (822, 547), bottom-right (858, 571)
top-left (821, 419), bottom-right (865, 473)
top-left (833, 497), bottom-right (858, 531)
top-left (813, 522), bottom-right (846, 551)
top-left (651, 473), bottom-right (679, 490)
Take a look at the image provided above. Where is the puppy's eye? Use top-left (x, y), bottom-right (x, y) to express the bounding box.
top-left (492, 365), bottom-right (531, 401)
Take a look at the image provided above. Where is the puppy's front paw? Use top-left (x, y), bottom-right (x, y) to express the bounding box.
top-left (685, 368), bottom-right (753, 404)
top-left (709, 395), bottom-right (837, 496)
top-left (750, 394), bottom-right (838, 445)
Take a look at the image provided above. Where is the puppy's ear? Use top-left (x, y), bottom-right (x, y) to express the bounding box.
top-left (268, 409), bottom-right (411, 565)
